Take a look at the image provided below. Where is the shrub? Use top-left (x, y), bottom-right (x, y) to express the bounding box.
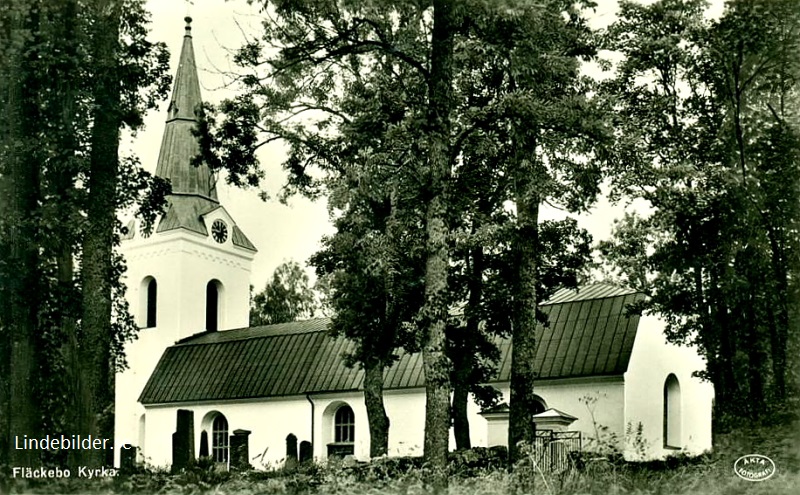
top-left (448, 446), bottom-right (508, 477)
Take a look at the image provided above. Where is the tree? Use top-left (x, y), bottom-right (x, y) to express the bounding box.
top-left (311, 181), bottom-right (426, 457)
top-left (198, 0), bottom-right (610, 475)
top-left (452, 1), bottom-right (607, 464)
top-left (251, 261), bottom-right (318, 325)
top-left (419, 0), bottom-right (458, 473)
top-left (0, 0), bottom-right (169, 468)
top-left (198, 0), bottom-right (460, 473)
top-left (599, 0), bottom-right (800, 420)
top-left (0, 0), bottom-right (42, 467)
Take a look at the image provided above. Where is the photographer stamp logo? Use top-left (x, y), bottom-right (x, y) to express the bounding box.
top-left (734, 454), bottom-right (776, 481)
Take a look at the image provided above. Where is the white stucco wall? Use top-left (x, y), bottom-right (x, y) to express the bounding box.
top-left (142, 397), bottom-right (311, 469)
top-left (310, 392), bottom-right (370, 461)
top-left (484, 378), bottom-right (626, 452)
top-left (122, 215), bottom-right (254, 336)
top-left (137, 389), bottom-right (427, 468)
top-left (624, 314), bottom-right (714, 460)
top-left (132, 372), bottom-right (710, 469)
top-left (382, 390), bottom-right (427, 457)
top-left (133, 377), bottom-right (633, 470)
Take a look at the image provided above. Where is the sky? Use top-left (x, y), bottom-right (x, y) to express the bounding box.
top-left (134, 0), bottom-right (335, 292)
top-left (134, 0), bottom-right (720, 291)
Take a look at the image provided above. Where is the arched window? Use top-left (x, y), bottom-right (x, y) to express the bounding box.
top-left (211, 414), bottom-right (229, 463)
top-left (139, 277), bottom-right (157, 328)
top-left (206, 280), bottom-right (220, 332)
top-left (334, 405), bottom-right (355, 444)
top-left (532, 396), bottom-right (546, 416)
top-left (138, 414), bottom-right (146, 462)
top-left (664, 374), bottom-right (682, 449)
top-left (146, 279), bottom-right (157, 327)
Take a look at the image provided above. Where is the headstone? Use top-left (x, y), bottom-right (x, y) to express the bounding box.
top-left (285, 434), bottom-right (298, 470)
top-left (229, 429), bottom-right (252, 471)
top-left (299, 441), bottom-right (313, 463)
top-left (171, 409), bottom-right (195, 473)
top-left (120, 444), bottom-right (136, 474)
top-left (199, 431), bottom-right (209, 458)
top-left (342, 454), bottom-right (358, 468)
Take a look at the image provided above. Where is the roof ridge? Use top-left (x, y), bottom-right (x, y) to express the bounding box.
top-left (175, 289), bottom-right (643, 346)
top-left (176, 317), bottom-right (333, 346)
top-left (543, 283), bottom-right (640, 306)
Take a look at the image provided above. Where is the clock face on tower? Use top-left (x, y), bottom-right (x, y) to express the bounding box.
top-left (139, 221), bottom-right (151, 239)
top-left (211, 219), bottom-right (228, 243)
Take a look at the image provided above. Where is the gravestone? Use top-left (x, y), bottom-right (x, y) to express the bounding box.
top-left (299, 441), bottom-right (313, 463)
top-left (285, 434), bottom-right (298, 471)
top-left (120, 444), bottom-right (136, 474)
top-left (171, 409), bottom-right (195, 473)
top-left (199, 431), bottom-right (209, 459)
top-left (230, 429), bottom-right (252, 471)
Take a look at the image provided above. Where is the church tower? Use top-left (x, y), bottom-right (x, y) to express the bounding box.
top-left (114, 17), bottom-right (257, 463)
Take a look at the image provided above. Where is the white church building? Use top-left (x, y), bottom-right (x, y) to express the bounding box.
top-left (114, 18), bottom-right (714, 470)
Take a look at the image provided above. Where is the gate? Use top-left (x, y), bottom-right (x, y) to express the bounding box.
top-left (533, 430), bottom-right (581, 472)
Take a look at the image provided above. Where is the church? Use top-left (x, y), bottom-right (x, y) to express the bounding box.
top-left (113, 18), bottom-right (714, 470)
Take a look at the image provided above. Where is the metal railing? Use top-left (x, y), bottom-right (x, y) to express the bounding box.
top-left (533, 430), bottom-right (582, 473)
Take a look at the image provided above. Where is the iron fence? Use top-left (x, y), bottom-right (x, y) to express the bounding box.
top-left (533, 430), bottom-right (582, 473)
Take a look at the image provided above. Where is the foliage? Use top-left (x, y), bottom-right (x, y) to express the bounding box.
top-left (198, 0), bottom-right (610, 468)
top-left (195, 0), bottom-right (460, 468)
top-left (625, 422), bottom-right (649, 462)
top-left (599, 0), bottom-right (800, 420)
top-left (578, 393), bottom-right (622, 456)
top-left (0, 0), bottom-right (170, 467)
top-left (308, 163), bottom-right (426, 456)
top-left (250, 261), bottom-right (318, 326)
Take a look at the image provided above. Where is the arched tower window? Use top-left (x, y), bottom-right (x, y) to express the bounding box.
top-left (146, 279), bottom-right (157, 327)
top-left (206, 280), bottom-right (221, 332)
top-left (664, 374), bottom-right (682, 449)
top-left (211, 414), bottom-right (229, 464)
top-left (139, 277), bottom-right (157, 328)
top-left (334, 405), bottom-right (355, 444)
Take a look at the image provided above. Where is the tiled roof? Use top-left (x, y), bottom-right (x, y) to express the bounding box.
top-left (121, 219), bottom-right (136, 240)
top-left (133, 18), bottom-right (255, 253)
top-left (533, 408), bottom-right (578, 420)
top-left (140, 285), bottom-right (643, 404)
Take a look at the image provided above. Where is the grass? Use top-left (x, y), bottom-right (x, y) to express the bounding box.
top-left (6, 419), bottom-right (799, 495)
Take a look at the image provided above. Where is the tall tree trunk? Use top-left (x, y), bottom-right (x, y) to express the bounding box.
top-left (421, 0), bottom-right (456, 479)
top-left (0, 0), bottom-right (42, 467)
top-left (709, 260), bottom-right (738, 417)
top-left (766, 227), bottom-right (788, 402)
top-left (79, 0), bottom-right (122, 467)
top-left (452, 244), bottom-right (485, 450)
top-left (745, 286), bottom-right (765, 419)
top-left (508, 158), bottom-right (540, 466)
top-left (49, 2), bottom-right (84, 463)
top-left (451, 367), bottom-right (471, 450)
top-left (364, 359), bottom-right (390, 457)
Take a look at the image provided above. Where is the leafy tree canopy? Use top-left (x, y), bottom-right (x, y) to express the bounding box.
top-left (251, 261), bottom-right (319, 325)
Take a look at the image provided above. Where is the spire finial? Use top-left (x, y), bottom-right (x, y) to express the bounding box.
top-left (184, 16), bottom-right (192, 34)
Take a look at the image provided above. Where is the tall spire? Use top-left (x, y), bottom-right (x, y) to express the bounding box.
top-left (155, 16), bottom-right (217, 201)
